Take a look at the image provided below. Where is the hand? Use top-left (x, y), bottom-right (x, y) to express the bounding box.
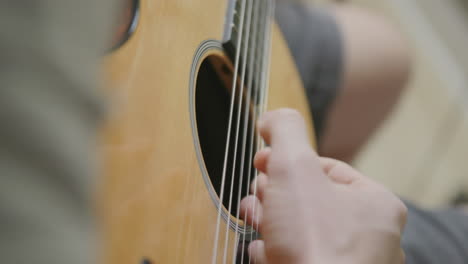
top-left (240, 109), bottom-right (407, 264)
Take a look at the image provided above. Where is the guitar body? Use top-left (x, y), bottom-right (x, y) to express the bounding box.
top-left (100, 0), bottom-right (315, 263)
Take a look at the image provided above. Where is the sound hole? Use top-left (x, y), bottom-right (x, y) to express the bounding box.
top-left (195, 54), bottom-right (256, 219)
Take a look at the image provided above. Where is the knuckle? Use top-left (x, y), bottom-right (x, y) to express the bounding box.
top-left (332, 160), bottom-right (350, 173)
top-left (267, 149), bottom-right (313, 176)
top-left (268, 155), bottom-right (292, 176)
top-left (268, 152), bottom-right (294, 174)
top-left (326, 160), bottom-right (354, 183)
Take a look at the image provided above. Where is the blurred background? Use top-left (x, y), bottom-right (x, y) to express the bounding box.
top-left (315, 0), bottom-right (468, 207)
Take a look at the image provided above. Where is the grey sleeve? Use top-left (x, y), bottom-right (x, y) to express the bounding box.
top-left (0, 1), bottom-right (118, 263)
top-left (403, 201), bottom-right (468, 264)
top-left (275, 3), bottom-right (343, 138)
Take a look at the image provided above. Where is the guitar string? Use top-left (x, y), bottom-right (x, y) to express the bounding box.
top-left (233, 0), bottom-right (262, 262)
top-left (251, 1), bottom-right (275, 263)
top-left (261, 0), bottom-right (274, 117)
top-left (239, 1), bottom-right (264, 262)
top-left (221, 0), bottom-right (255, 262)
top-left (211, 0), bottom-right (247, 262)
top-left (241, 1), bottom-right (268, 263)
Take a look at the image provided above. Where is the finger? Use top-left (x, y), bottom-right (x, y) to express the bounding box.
top-left (248, 240), bottom-right (267, 264)
top-left (254, 147), bottom-right (271, 173)
top-left (319, 157), bottom-right (361, 184)
top-left (240, 195), bottom-right (263, 231)
top-left (250, 173), bottom-right (268, 201)
top-left (258, 109), bottom-right (312, 152)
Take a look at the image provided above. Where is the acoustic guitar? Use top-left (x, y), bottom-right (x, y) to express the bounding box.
top-left (101, 0), bottom-right (315, 263)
